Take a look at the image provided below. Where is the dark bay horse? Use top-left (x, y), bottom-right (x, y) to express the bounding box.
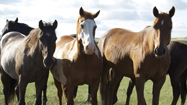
top-left (50, 7), bottom-right (103, 105)
top-left (0, 20), bottom-right (57, 105)
top-left (124, 41), bottom-right (187, 105)
top-left (1, 17), bottom-right (48, 104)
top-left (2, 17), bottom-right (33, 36)
top-left (98, 6), bottom-right (175, 105)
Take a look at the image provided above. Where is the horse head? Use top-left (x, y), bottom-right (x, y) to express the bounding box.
top-left (76, 7), bottom-right (100, 55)
top-left (153, 6), bottom-right (175, 58)
top-left (2, 18), bottom-right (19, 36)
top-left (38, 20), bottom-right (57, 68)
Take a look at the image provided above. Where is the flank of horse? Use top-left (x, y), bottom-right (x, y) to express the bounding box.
top-left (1, 17), bottom-right (49, 104)
top-left (0, 20), bottom-right (57, 105)
top-left (98, 6), bottom-right (175, 105)
top-left (50, 7), bottom-right (103, 105)
top-left (123, 41), bottom-right (187, 105)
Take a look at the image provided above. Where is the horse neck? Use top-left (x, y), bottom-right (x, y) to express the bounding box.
top-left (24, 29), bottom-right (42, 57)
top-left (18, 23), bottom-right (34, 35)
top-left (141, 26), bottom-right (155, 54)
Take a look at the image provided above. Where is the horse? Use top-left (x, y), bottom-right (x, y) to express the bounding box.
top-left (0, 20), bottom-right (57, 105)
top-left (2, 17), bottom-right (33, 36)
top-left (50, 7), bottom-right (103, 105)
top-left (98, 6), bottom-right (175, 105)
top-left (123, 41), bottom-right (187, 105)
top-left (1, 17), bottom-right (48, 105)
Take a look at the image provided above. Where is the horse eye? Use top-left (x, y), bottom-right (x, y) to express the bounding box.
top-left (81, 24), bottom-right (84, 29)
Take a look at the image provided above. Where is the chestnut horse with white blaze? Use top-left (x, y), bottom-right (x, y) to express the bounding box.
top-left (98, 6), bottom-right (175, 105)
top-left (50, 7), bottom-right (103, 105)
top-left (125, 41), bottom-right (187, 105)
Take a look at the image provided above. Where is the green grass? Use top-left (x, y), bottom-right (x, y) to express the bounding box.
top-left (0, 38), bottom-right (186, 105)
top-left (0, 73), bottom-right (183, 105)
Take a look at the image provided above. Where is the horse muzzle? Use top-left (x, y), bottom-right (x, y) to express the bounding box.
top-left (43, 57), bottom-right (54, 68)
top-left (154, 46), bottom-right (167, 58)
top-left (84, 44), bottom-right (95, 55)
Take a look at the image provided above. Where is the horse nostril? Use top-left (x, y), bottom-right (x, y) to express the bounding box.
top-left (86, 45), bottom-right (89, 50)
top-left (154, 47), bottom-right (166, 57)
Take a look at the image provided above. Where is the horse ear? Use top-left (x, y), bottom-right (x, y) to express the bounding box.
top-left (169, 6), bottom-right (175, 18)
top-left (153, 6), bottom-right (159, 17)
top-left (15, 17), bottom-right (18, 24)
top-left (93, 10), bottom-right (100, 19)
top-left (39, 20), bottom-right (44, 30)
top-left (53, 20), bottom-right (58, 30)
top-left (79, 7), bottom-right (84, 17)
top-left (6, 19), bottom-right (8, 22)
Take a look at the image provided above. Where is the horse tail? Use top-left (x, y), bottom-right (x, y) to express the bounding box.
top-left (1, 70), bottom-right (17, 104)
top-left (8, 77), bottom-right (17, 103)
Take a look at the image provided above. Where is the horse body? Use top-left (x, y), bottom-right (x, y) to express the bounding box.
top-left (104, 27), bottom-right (170, 77)
top-left (50, 7), bottom-right (102, 105)
top-left (99, 7), bottom-right (175, 105)
top-left (1, 32), bottom-right (26, 80)
top-left (167, 41), bottom-right (187, 105)
top-left (0, 20), bottom-right (57, 105)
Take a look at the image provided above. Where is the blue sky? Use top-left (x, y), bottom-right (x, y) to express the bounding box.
top-left (0, 0), bottom-right (187, 38)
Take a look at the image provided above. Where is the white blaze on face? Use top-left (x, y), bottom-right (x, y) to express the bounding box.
top-left (78, 19), bottom-right (97, 55)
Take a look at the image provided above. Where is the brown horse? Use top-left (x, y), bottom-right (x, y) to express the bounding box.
top-left (98, 6), bottom-right (175, 105)
top-left (124, 41), bottom-right (187, 105)
top-left (1, 17), bottom-right (49, 105)
top-left (50, 7), bottom-right (103, 105)
top-left (0, 20), bottom-right (57, 105)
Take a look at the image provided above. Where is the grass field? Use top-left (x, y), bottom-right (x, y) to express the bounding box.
top-left (0, 38), bottom-right (186, 105)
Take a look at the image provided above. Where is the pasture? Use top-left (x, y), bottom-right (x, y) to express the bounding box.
top-left (0, 38), bottom-right (186, 105)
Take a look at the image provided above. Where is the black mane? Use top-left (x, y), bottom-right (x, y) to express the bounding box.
top-left (2, 20), bottom-right (34, 36)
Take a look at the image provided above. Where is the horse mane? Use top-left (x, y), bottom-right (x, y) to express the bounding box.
top-left (24, 28), bottom-right (41, 54)
top-left (17, 22), bottom-right (34, 34)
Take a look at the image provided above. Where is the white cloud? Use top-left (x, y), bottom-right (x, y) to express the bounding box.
top-left (0, 0), bottom-right (187, 38)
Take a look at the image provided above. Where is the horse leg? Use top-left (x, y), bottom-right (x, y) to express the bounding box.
top-left (169, 74), bottom-right (180, 105)
top-left (15, 85), bottom-right (19, 101)
top-left (66, 82), bottom-right (74, 105)
top-left (1, 70), bottom-right (16, 105)
top-left (73, 86), bottom-right (78, 98)
top-left (34, 77), bottom-right (48, 105)
top-left (53, 77), bottom-right (63, 105)
top-left (90, 79), bottom-right (100, 105)
top-left (86, 85), bottom-right (91, 102)
top-left (18, 75), bottom-right (28, 105)
top-left (152, 76), bottom-right (166, 105)
top-left (179, 71), bottom-right (187, 105)
top-left (42, 71), bottom-right (49, 105)
top-left (100, 65), bottom-right (110, 105)
top-left (107, 72), bottom-right (123, 105)
top-left (112, 75), bottom-right (122, 104)
top-left (125, 78), bottom-right (135, 105)
top-left (135, 76), bottom-right (146, 105)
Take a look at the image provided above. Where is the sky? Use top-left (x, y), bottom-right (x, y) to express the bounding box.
top-left (0, 0), bottom-right (187, 38)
